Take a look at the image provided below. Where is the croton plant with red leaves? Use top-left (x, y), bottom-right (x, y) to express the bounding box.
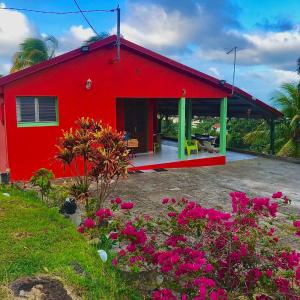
top-left (79, 192), bottom-right (300, 299)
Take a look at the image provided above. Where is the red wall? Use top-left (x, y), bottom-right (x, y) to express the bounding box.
top-left (0, 94), bottom-right (8, 173)
top-left (3, 45), bottom-right (227, 180)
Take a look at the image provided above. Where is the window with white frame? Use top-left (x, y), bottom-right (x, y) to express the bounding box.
top-left (16, 96), bottom-right (58, 126)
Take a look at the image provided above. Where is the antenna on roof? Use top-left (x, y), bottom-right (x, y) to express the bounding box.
top-left (116, 4), bottom-right (121, 61)
top-left (226, 46), bottom-right (237, 95)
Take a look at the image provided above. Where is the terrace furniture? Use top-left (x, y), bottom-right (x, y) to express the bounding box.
top-left (127, 139), bottom-right (139, 158)
top-left (185, 139), bottom-right (199, 156)
top-left (153, 133), bottom-right (162, 154)
top-left (202, 140), bottom-right (219, 153)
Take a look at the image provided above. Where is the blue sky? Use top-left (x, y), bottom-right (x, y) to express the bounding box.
top-left (1, 0), bottom-right (300, 103)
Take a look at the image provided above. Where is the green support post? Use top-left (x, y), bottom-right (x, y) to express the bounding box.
top-left (178, 97), bottom-right (186, 159)
top-left (219, 97), bottom-right (228, 155)
top-left (186, 99), bottom-right (192, 143)
top-left (270, 119), bottom-right (275, 155)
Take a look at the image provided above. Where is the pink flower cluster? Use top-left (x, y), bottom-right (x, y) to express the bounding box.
top-left (77, 217), bottom-right (95, 233)
top-left (152, 289), bottom-right (176, 300)
top-left (177, 201), bottom-right (231, 225)
top-left (121, 222), bottom-right (147, 245)
top-left (230, 191), bottom-right (280, 218)
top-left (294, 220), bottom-right (300, 236)
top-left (95, 208), bottom-right (113, 221)
top-left (111, 197), bottom-right (134, 210)
top-left (78, 192), bottom-right (300, 299)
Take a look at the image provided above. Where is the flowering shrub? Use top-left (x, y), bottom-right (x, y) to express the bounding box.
top-left (79, 192), bottom-right (300, 299)
top-left (55, 117), bottom-right (130, 211)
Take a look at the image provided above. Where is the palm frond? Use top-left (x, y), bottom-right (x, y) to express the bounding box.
top-left (84, 32), bottom-right (110, 45)
top-left (10, 36), bottom-right (58, 72)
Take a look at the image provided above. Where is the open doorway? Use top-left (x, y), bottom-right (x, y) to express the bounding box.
top-left (123, 100), bottom-right (149, 153)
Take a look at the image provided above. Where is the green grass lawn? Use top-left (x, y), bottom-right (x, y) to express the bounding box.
top-left (0, 185), bottom-right (141, 300)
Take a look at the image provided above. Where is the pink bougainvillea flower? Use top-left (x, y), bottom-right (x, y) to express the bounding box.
top-left (275, 277), bottom-right (290, 294)
top-left (115, 197), bottom-right (122, 204)
top-left (118, 249), bottom-right (126, 257)
top-left (265, 269), bottom-right (273, 278)
top-left (293, 220), bottom-right (300, 228)
top-left (95, 208), bottom-right (113, 220)
top-left (194, 277), bottom-right (216, 288)
top-left (272, 191), bottom-right (283, 199)
top-left (77, 225), bottom-right (85, 234)
top-left (152, 288), bottom-right (176, 300)
top-left (162, 198), bottom-right (169, 204)
top-left (268, 202), bottom-right (278, 217)
top-left (240, 244), bottom-right (248, 257)
top-left (120, 202), bottom-right (134, 209)
top-left (83, 218), bottom-right (95, 228)
top-left (167, 212), bottom-right (177, 218)
top-left (296, 267), bottom-right (300, 281)
top-left (204, 264), bottom-right (214, 273)
top-left (112, 258), bottom-right (118, 266)
top-left (126, 243), bottom-right (137, 252)
top-left (109, 232), bottom-right (118, 240)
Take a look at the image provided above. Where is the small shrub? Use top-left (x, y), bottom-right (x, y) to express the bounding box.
top-left (48, 185), bottom-right (69, 208)
top-left (30, 168), bottom-right (54, 203)
top-left (79, 192), bottom-right (300, 299)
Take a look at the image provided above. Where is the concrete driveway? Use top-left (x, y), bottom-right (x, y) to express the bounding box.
top-left (113, 156), bottom-right (300, 248)
top-left (114, 157), bottom-right (300, 213)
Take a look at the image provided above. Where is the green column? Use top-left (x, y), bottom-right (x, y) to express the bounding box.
top-left (178, 97), bottom-right (186, 159)
top-left (270, 119), bottom-right (275, 155)
top-left (186, 99), bottom-right (192, 143)
top-left (219, 97), bottom-right (228, 155)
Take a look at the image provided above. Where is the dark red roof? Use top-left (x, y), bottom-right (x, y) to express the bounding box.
top-left (0, 35), bottom-right (282, 118)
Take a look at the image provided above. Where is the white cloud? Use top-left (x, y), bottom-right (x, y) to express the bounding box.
top-left (112, 3), bottom-right (194, 51)
top-left (207, 67), bottom-right (221, 78)
top-left (57, 25), bottom-right (94, 53)
top-left (0, 2), bottom-right (36, 73)
top-left (272, 69), bottom-right (300, 85)
top-left (197, 26), bottom-right (300, 70)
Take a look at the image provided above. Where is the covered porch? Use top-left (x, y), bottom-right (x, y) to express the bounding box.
top-left (116, 92), bottom-right (281, 171)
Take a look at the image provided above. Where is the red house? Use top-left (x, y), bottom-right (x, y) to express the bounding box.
top-left (0, 35), bottom-right (281, 181)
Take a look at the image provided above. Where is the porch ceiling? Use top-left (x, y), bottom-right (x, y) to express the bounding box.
top-left (156, 96), bottom-right (277, 119)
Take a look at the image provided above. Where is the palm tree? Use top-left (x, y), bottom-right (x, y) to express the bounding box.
top-left (273, 83), bottom-right (300, 157)
top-left (243, 120), bottom-right (289, 154)
top-left (10, 36), bottom-right (58, 73)
top-left (84, 32), bottom-right (110, 45)
top-left (244, 83), bottom-right (300, 157)
top-left (297, 57), bottom-right (300, 90)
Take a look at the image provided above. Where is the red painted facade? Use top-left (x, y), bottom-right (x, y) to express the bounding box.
top-left (129, 156), bottom-right (226, 171)
top-left (0, 36), bottom-right (280, 180)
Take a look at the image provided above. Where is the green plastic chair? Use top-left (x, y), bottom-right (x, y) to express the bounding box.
top-left (185, 139), bottom-right (199, 156)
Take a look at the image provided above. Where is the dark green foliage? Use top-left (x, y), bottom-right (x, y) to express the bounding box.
top-left (84, 33), bottom-right (110, 45)
top-left (30, 168), bottom-right (54, 201)
top-left (228, 118), bottom-right (268, 152)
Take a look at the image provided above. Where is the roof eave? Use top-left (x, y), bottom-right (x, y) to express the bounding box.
top-left (0, 35), bottom-right (117, 87)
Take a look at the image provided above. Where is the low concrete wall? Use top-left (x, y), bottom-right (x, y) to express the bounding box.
top-left (227, 147), bottom-right (300, 164)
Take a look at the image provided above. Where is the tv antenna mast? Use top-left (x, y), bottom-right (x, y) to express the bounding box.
top-left (226, 46), bottom-right (237, 95)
